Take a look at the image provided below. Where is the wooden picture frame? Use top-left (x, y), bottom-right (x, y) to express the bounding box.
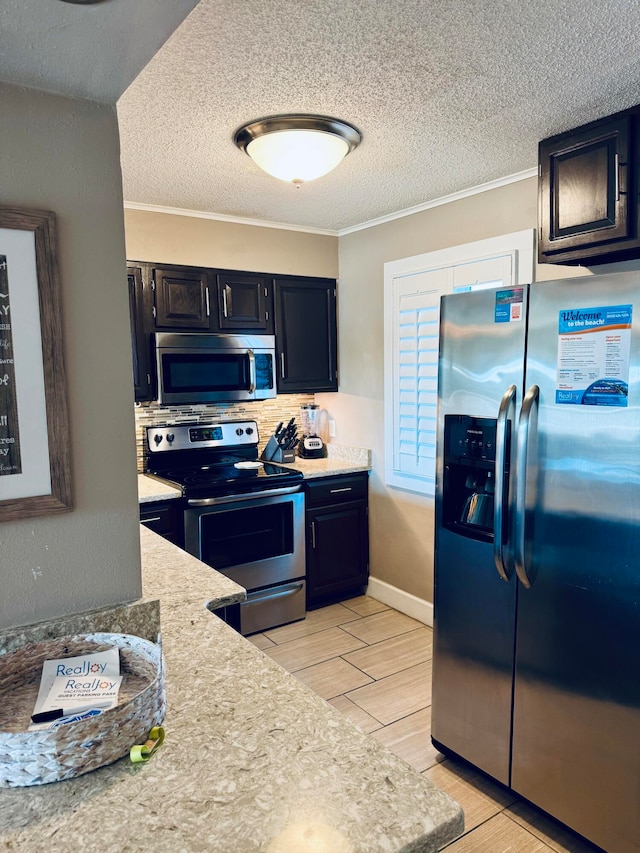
top-left (0, 206), bottom-right (72, 521)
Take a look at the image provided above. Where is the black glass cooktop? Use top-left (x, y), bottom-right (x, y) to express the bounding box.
top-left (147, 458), bottom-right (303, 498)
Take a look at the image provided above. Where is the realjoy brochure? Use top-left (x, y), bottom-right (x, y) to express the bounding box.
top-left (29, 647), bottom-right (122, 730)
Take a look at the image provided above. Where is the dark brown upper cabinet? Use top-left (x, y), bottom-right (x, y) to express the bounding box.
top-left (538, 106), bottom-right (640, 265)
top-left (274, 276), bottom-right (338, 393)
top-left (127, 264), bottom-right (153, 402)
top-left (215, 271), bottom-right (273, 333)
top-left (127, 261), bottom-right (339, 396)
top-left (151, 264), bottom-right (211, 329)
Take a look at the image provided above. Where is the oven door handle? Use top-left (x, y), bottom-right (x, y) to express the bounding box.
top-left (244, 582), bottom-right (304, 605)
top-left (187, 485), bottom-right (301, 506)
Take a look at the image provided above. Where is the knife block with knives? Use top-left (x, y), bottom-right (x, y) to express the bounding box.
top-left (260, 418), bottom-right (298, 463)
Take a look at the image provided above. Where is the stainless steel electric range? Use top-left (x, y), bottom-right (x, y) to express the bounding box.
top-left (145, 420), bottom-right (305, 635)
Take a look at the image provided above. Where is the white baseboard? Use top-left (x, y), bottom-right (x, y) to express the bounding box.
top-left (365, 577), bottom-right (433, 627)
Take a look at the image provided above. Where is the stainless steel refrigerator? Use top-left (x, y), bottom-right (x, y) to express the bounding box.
top-left (432, 271), bottom-right (640, 853)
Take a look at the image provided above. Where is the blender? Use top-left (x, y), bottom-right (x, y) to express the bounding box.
top-left (298, 404), bottom-right (326, 459)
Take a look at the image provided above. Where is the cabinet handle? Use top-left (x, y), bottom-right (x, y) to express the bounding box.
top-left (311, 521), bottom-right (316, 549)
top-left (330, 487), bottom-right (352, 494)
top-left (205, 287), bottom-right (211, 317)
top-left (141, 516), bottom-right (162, 524)
top-left (280, 352), bottom-right (286, 379)
top-left (222, 287), bottom-right (228, 317)
top-left (614, 153), bottom-right (620, 202)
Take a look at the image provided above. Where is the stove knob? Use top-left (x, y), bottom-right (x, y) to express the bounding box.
top-left (166, 433), bottom-right (175, 443)
top-left (245, 427), bottom-right (253, 435)
top-left (236, 428), bottom-right (244, 436)
top-left (153, 434), bottom-right (162, 445)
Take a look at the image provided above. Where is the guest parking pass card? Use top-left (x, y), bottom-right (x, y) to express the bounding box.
top-left (29, 647), bottom-right (121, 730)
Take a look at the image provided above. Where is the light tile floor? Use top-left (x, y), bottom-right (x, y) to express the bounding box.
top-left (249, 595), bottom-right (603, 853)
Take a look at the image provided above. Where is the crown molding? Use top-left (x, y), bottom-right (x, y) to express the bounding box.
top-left (122, 201), bottom-right (338, 236)
top-left (124, 167), bottom-right (537, 238)
top-left (336, 167), bottom-right (538, 236)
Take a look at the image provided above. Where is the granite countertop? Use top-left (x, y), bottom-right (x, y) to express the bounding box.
top-left (279, 443), bottom-right (371, 479)
top-left (138, 473), bottom-right (182, 503)
top-left (0, 526), bottom-right (463, 852)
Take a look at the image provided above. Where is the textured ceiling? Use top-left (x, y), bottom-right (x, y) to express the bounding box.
top-left (5, 1), bottom-right (640, 233)
top-left (0, 0), bottom-right (199, 102)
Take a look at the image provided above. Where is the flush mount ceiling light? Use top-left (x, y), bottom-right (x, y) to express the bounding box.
top-left (234, 114), bottom-right (361, 185)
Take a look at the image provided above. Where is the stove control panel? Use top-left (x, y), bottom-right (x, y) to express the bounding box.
top-left (147, 421), bottom-right (259, 452)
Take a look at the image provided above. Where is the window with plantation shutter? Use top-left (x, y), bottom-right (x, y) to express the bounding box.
top-left (384, 230), bottom-right (534, 496)
top-left (392, 268), bottom-right (446, 492)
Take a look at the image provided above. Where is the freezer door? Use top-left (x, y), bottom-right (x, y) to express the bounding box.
top-left (432, 285), bottom-right (527, 784)
top-left (511, 271), bottom-right (640, 852)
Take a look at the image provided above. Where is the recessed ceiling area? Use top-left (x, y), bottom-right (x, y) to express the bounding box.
top-left (5, 0), bottom-right (640, 232)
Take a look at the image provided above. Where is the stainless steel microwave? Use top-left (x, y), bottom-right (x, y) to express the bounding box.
top-left (154, 332), bottom-right (276, 405)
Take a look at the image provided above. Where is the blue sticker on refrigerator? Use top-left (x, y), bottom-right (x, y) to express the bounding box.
top-left (494, 287), bottom-right (524, 323)
top-left (556, 304), bottom-right (632, 405)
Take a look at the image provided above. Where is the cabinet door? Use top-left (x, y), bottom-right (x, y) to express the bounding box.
top-left (306, 501), bottom-right (369, 606)
top-left (215, 272), bottom-right (273, 332)
top-left (538, 113), bottom-right (638, 264)
top-left (274, 277), bottom-right (338, 393)
top-left (127, 265), bottom-right (152, 401)
top-left (152, 265), bottom-right (211, 329)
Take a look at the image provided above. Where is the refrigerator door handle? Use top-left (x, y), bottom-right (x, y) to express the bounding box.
top-left (494, 384), bottom-right (516, 581)
top-left (514, 384), bottom-right (539, 589)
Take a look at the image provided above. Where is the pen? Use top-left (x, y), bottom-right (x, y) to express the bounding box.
top-left (31, 701), bottom-right (112, 724)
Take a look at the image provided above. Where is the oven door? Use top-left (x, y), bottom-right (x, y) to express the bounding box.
top-left (184, 487), bottom-right (305, 633)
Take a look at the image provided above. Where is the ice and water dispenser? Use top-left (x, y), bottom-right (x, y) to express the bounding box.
top-left (442, 415), bottom-right (508, 543)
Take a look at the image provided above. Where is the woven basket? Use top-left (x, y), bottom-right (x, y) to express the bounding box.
top-left (0, 633), bottom-right (165, 787)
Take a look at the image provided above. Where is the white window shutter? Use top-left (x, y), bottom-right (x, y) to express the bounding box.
top-left (390, 269), bottom-right (450, 492)
top-left (384, 230), bottom-right (534, 496)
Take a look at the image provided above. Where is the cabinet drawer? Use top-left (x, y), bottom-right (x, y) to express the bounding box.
top-left (139, 501), bottom-right (183, 545)
top-left (304, 474), bottom-right (368, 507)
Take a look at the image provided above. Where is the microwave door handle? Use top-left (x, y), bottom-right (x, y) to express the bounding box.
top-left (247, 349), bottom-right (256, 394)
top-left (494, 384), bottom-right (516, 582)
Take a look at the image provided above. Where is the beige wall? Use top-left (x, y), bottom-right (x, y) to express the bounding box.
top-left (318, 176), bottom-right (592, 605)
top-left (124, 209), bottom-right (338, 278)
top-left (0, 83), bottom-right (141, 630)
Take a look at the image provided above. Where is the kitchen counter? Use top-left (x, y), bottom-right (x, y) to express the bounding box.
top-left (280, 443), bottom-right (371, 479)
top-left (138, 473), bottom-right (182, 502)
top-left (0, 526), bottom-right (463, 852)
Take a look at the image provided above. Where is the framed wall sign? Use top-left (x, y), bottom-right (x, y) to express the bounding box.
top-left (0, 206), bottom-right (72, 521)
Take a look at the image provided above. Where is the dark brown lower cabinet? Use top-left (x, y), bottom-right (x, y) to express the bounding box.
top-left (304, 473), bottom-right (369, 608)
top-left (139, 500), bottom-right (184, 548)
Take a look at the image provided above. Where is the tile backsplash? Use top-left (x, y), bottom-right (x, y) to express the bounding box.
top-left (134, 395), bottom-right (315, 471)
